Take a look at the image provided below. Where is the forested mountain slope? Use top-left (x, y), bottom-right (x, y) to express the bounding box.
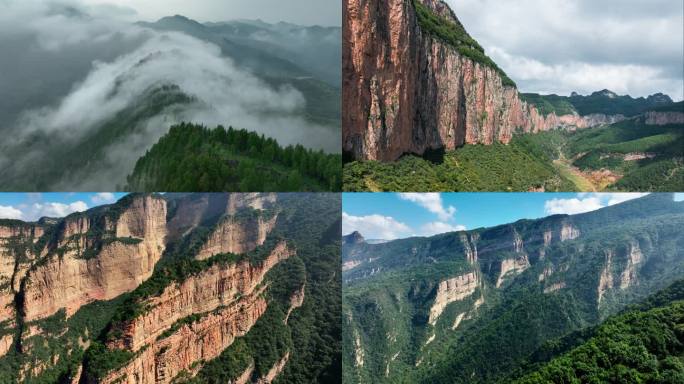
top-left (342, 194), bottom-right (684, 383)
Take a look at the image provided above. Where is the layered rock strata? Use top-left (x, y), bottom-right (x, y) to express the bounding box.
top-left (102, 242), bottom-right (295, 383)
top-left (196, 211), bottom-right (279, 261)
top-left (428, 272), bottom-right (479, 324)
top-left (21, 195), bottom-right (167, 321)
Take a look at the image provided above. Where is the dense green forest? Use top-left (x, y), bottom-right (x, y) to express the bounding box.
top-left (511, 280), bottom-right (684, 383)
top-left (344, 118), bottom-right (684, 192)
top-left (343, 194), bottom-right (684, 384)
top-left (343, 136), bottom-right (576, 192)
top-left (413, 0), bottom-right (516, 87)
top-left (522, 90), bottom-right (675, 117)
top-left (126, 123), bottom-right (342, 192)
top-left (520, 93), bottom-right (578, 116)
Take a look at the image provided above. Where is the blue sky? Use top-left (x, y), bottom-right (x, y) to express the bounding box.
top-left (343, 193), bottom-right (683, 240)
top-left (0, 193), bottom-right (127, 221)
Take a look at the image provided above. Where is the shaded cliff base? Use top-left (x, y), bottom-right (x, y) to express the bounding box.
top-left (344, 118), bottom-right (684, 192)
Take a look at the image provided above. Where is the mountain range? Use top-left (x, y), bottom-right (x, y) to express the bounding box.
top-left (0, 193), bottom-right (341, 383)
top-left (342, 193), bottom-right (684, 383)
top-left (0, 9), bottom-right (341, 191)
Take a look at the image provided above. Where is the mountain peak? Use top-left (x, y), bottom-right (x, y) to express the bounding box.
top-left (343, 231), bottom-right (365, 245)
top-left (595, 89), bottom-right (618, 98)
top-left (647, 92), bottom-right (673, 103)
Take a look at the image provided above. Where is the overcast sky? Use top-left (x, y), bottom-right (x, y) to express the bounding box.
top-left (447, 0), bottom-right (683, 100)
top-left (81, 0), bottom-right (341, 26)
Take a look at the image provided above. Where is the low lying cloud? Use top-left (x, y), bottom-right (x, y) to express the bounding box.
top-left (0, 0), bottom-right (338, 190)
top-left (544, 193), bottom-right (649, 215)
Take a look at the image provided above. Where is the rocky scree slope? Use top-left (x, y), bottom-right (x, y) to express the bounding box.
top-left (0, 192), bottom-right (337, 384)
top-left (342, 194), bottom-right (684, 383)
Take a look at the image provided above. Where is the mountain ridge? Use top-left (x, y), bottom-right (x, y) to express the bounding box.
top-left (342, 193), bottom-right (684, 383)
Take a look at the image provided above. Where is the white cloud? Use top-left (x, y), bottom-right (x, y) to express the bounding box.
top-left (30, 201), bottom-right (89, 219)
top-left (544, 193), bottom-right (649, 215)
top-left (447, 0), bottom-right (683, 100)
top-left (398, 193), bottom-right (456, 221)
top-left (419, 221), bottom-right (466, 237)
top-left (0, 205), bottom-right (24, 220)
top-left (342, 212), bottom-right (412, 240)
top-left (91, 192), bottom-right (117, 204)
top-left (0, 200), bottom-right (89, 222)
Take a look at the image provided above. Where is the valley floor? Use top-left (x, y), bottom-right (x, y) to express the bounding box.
top-left (343, 119), bottom-right (684, 192)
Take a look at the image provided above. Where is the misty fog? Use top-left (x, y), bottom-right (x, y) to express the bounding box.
top-left (0, 0), bottom-right (340, 191)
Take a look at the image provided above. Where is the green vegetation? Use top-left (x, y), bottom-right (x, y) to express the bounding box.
top-left (0, 295), bottom-right (129, 384)
top-left (651, 101), bottom-right (684, 113)
top-left (565, 120), bottom-right (684, 191)
top-left (520, 93), bottom-right (577, 116)
top-left (343, 135), bottom-right (576, 191)
top-left (513, 291), bottom-right (684, 383)
top-left (126, 123), bottom-right (341, 192)
top-left (520, 91), bottom-right (677, 116)
top-left (82, 343), bottom-right (136, 380)
top-left (0, 194), bottom-right (341, 383)
top-left (344, 118), bottom-right (684, 192)
top-left (413, 0), bottom-right (516, 87)
top-left (569, 91), bottom-right (674, 116)
top-left (343, 194), bottom-right (684, 383)
top-left (0, 84), bottom-right (194, 191)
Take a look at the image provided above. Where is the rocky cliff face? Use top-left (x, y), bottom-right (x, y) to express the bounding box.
top-left (644, 111), bottom-right (684, 125)
top-left (0, 222), bottom-right (47, 327)
top-left (428, 272), bottom-right (479, 324)
top-left (343, 0), bottom-right (630, 161)
top-left (102, 242), bottom-right (295, 383)
top-left (21, 195), bottom-right (167, 322)
top-left (195, 211), bottom-right (279, 261)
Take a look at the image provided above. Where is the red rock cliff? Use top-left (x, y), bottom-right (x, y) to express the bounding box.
top-left (343, 0), bottom-right (606, 161)
top-left (101, 241), bottom-right (295, 383)
top-left (21, 195), bottom-right (167, 322)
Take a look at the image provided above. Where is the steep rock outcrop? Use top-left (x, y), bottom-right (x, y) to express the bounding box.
top-left (496, 255), bottom-right (530, 288)
top-left (255, 352), bottom-right (290, 384)
top-left (102, 292), bottom-right (268, 384)
top-left (195, 211), bottom-right (278, 261)
top-left (0, 223), bottom-right (47, 324)
top-left (285, 284), bottom-right (305, 324)
top-left (620, 242), bottom-right (643, 289)
top-left (460, 233), bottom-right (478, 263)
top-left (101, 242), bottom-right (294, 383)
top-left (428, 271), bottom-right (479, 324)
top-left (21, 195), bottom-right (167, 321)
top-left (560, 222), bottom-right (580, 241)
top-left (598, 249), bottom-right (614, 305)
top-left (0, 333), bottom-right (13, 358)
top-left (107, 242), bottom-right (293, 352)
top-left (644, 111), bottom-right (684, 125)
top-left (343, 0), bottom-right (623, 161)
